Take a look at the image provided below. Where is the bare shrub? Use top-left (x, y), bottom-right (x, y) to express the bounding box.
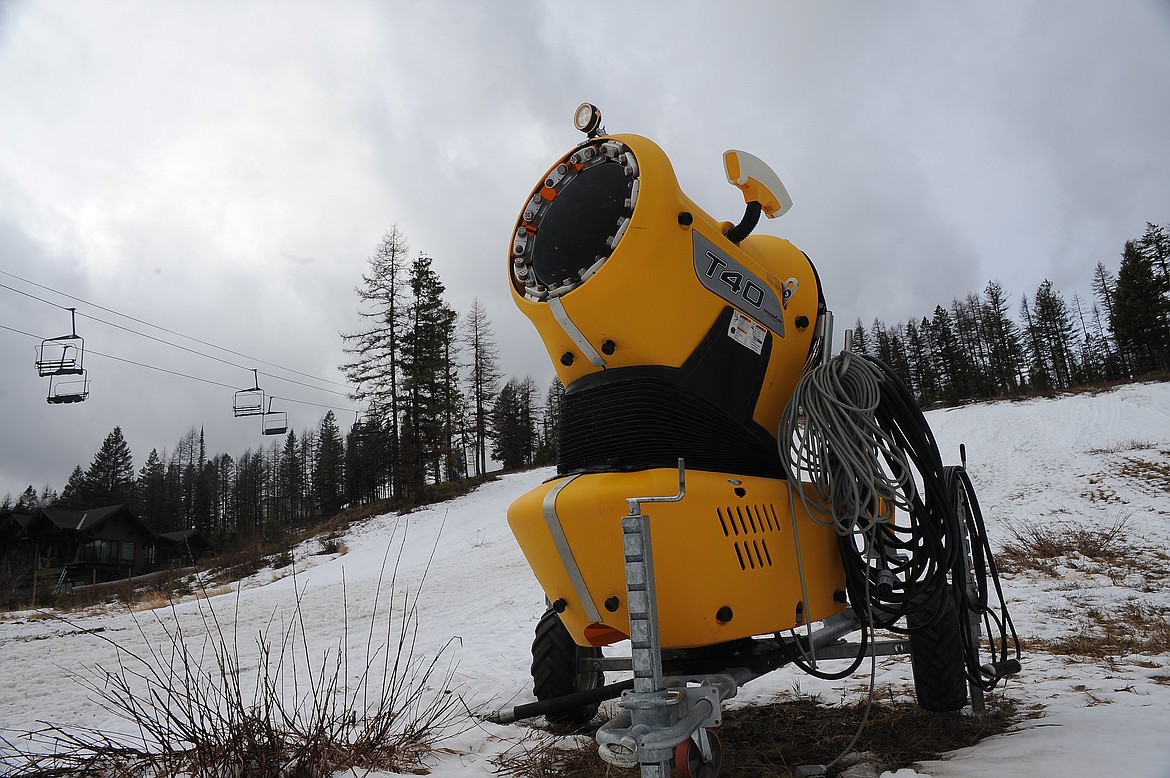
top-left (3, 536), bottom-right (468, 777)
top-left (997, 514), bottom-right (1138, 580)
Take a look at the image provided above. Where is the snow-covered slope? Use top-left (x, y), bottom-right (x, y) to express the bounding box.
top-left (2, 382), bottom-right (1169, 777)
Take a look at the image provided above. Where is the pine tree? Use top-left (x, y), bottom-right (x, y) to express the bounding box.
top-left (38, 484), bottom-right (58, 507)
top-left (980, 281), bottom-right (1025, 395)
top-left (439, 306), bottom-right (464, 482)
top-left (927, 306), bottom-right (968, 402)
top-left (535, 376), bottom-right (564, 466)
top-left (346, 416), bottom-right (389, 504)
top-left (298, 429), bottom-right (316, 520)
top-left (83, 427), bottom-right (136, 507)
top-left (233, 448), bottom-right (265, 537)
top-left (341, 227), bottom-right (410, 498)
top-left (14, 486), bottom-right (38, 512)
top-left (1137, 222), bottom-right (1170, 289)
top-left (399, 254), bottom-right (458, 495)
top-left (1031, 280), bottom-right (1079, 388)
top-left (137, 449), bottom-right (167, 527)
top-left (1019, 294), bottom-right (1051, 391)
top-left (491, 378), bottom-right (534, 470)
top-left (278, 431), bottom-right (303, 525)
top-left (851, 318), bottom-right (870, 356)
top-left (1112, 239), bottom-right (1170, 374)
top-left (1090, 260), bottom-right (1125, 377)
top-left (952, 294), bottom-right (991, 396)
top-left (315, 411), bottom-right (346, 516)
top-left (904, 318), bottom-right (937, 403)
top-left (163, 459), bottom-right (183, 532)
top-left (58, 466), bottom-right (84, 506)
top-left (214, 453), bottom-right (235, 539)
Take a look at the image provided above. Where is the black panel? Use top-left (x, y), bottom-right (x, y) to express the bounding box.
top-left (530, 162), bottom-right (629, 287)
top-left (558, 307), bottom-right (784, 478)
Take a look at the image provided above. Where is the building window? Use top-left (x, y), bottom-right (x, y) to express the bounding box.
top-left (121, 542), bottom-right (135, 565)
top-left (82, 539), bottom-right (118, 564)
top-left (144, 545), bottom-right (157, 566)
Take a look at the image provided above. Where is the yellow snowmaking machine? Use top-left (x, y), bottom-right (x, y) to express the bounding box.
top-left (491, 104), bottom-right (1020, 777)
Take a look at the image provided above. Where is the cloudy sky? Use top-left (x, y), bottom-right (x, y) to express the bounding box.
top-left (2, 1), bottom-right (1168, 499)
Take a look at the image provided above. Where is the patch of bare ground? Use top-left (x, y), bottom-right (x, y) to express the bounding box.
top-left (494, 694), bottom-right (1025, 777)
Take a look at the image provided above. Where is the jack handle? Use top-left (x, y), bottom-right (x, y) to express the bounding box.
top-left (626, 458), bottom-right (686, 516)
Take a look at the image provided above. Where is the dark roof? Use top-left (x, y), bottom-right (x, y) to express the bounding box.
top-left (0, 511), bottom-right (34, 527)
top-left (39, 505), bottom-right (128, 532)
top-left (161, 529), bottom-right (209, 544)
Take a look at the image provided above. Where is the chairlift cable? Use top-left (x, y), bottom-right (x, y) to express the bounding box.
top-left (1, 321), bottom-right (359, 415)
top-left (72, 310), bottom-right (352, 398)
top-left (0, 270), bottom-right (350, 392)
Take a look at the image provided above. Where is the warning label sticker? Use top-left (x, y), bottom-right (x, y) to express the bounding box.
top-left (728, 309), bottom-right (767, 354)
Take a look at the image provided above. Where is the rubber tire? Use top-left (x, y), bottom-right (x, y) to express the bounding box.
top-left (530, 607), bottom-right (604, 731)
top-left (675, 728), bottom-right (723, 778)
top-left (907, 590), bottom-right (969, 712)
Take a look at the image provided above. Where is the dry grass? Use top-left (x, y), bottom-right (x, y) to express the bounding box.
top-left (1085, 439), bottom-right (1159, 455)
top-left (4, 542), bottom-right (468, 777)
top-left (494, 693), bottom-right (1024, 778)
top-left (996, 514), bottom-right (1167, 588)
top-left (1032, 600), bottom-right (1170, 660)
top-left (1119, 454), bottom-right (1170, 493)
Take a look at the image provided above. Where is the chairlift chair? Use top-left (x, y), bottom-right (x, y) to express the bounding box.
top-left (35, 308), bottom-right (85, 377)
top-left (233, 369), bottom-right (266, 417)
top-left (262, 397), bottom-right (288, 436)
top-left (46, 372), bottom-right (90, 404)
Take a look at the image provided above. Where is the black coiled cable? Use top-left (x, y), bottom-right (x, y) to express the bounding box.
top-left (780, 352), bottom-right (1020, 689)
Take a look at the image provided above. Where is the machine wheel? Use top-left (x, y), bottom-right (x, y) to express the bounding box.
top-left (907, 590), bottom-right (969, 712)
top-left (675, 728), bottom-right (722, 778)
top-left (530, 606), bottom-right (604, 731)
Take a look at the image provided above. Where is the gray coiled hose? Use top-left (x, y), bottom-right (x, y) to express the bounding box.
top-left (777, 350), bottom-right (916, 534)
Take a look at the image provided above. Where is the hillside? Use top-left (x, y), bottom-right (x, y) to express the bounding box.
top-left (2, 382), bottom-right (1169, 777)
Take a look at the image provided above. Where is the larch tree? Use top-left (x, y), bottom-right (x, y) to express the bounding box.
top-left (341, 226), bottom-right (410, 497)
top-left (462, 298), bottom-right (502, 477)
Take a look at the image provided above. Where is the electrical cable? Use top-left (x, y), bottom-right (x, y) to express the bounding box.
top-left (777, 349), bottom-right (1020, 692)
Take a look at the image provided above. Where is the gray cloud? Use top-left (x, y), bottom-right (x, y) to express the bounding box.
top-left (2, 1), bottom-right (1169, 496)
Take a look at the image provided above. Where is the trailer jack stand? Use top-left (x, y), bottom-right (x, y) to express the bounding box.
top-left (594, 461), bottom-right (734, 777)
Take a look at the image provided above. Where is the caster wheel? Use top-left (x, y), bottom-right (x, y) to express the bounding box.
top-left (675, 728), bottom-right (722, 778)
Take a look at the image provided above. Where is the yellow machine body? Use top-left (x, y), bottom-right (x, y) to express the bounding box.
top-left (506, 131), bottom-right (845, 649)
top-left (507, 468), bottom-right (846, 649)
top-left (509, 133), bottom-right (822, 435)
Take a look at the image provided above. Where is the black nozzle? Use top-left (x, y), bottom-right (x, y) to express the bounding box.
top-left (726, 201), bottom-right (762, 245)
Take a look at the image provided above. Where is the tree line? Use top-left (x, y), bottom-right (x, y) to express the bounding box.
top-left (2, 226), bottom-right (560, 544)
top-left (338, 226), bottom-right (560, 504)
top-left (7, 220), bottom-right (1164, 544)
top-left (849, 221), bottom-right (1169, 405)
